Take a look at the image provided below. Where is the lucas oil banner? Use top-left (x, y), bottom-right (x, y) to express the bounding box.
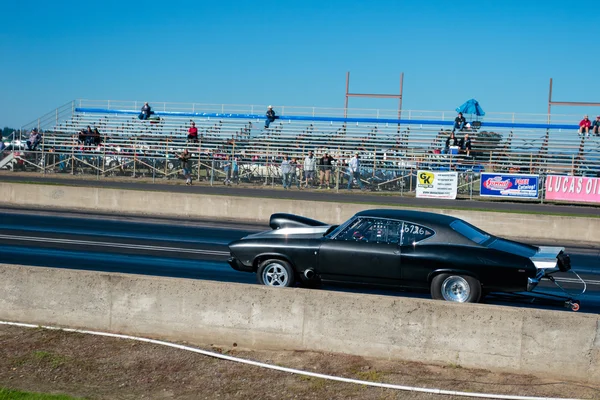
top-left (480, 173), bottom-right (539, 199)
top-left (416, 170), bottom-right (458, 199)
top-left (545, 175), bottom-right (600, 204)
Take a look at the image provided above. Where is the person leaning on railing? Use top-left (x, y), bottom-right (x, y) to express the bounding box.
top-left (347, 152), bottom-right (364, 191)
top-left (281, 155), bottom-right (292, 189)
top-left (318, 152), bottom-right (335, 189)
top-left (303, 150), bottom-right (316, 188)
top-left (289, 157), bottom-right (301, 189)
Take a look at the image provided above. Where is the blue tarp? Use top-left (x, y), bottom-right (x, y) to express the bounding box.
top-left (456, 99), bottom-right (485, 116)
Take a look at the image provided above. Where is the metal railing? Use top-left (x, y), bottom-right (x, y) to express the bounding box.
top-left (1, 134), bottom-right (594, 201)
top-left (74, 99), bottom-right (584, 124)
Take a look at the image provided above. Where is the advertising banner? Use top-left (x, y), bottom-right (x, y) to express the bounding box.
top-left (416, 170), bottom-right (458, 199)
top-left (545, 175), bottom-right (600, 204)
top-left (480, 173), bottom-right (539, 199)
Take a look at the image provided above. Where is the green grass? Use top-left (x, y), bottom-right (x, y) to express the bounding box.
top-left (0, 388), bottom-right (82, 400)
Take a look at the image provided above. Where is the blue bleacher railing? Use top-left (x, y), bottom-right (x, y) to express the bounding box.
top-left (74, 107), bottom-right (578, 131)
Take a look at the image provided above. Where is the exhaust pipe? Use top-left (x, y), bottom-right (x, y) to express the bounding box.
top-left (304, 269), bottom-right (315, 280)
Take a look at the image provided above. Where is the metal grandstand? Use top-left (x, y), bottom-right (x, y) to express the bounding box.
top-left (1, 99), bottom-right (598, 195)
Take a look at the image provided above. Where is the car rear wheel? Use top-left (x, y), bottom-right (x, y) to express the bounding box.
top-left (431, 274), bottom-right (481, 303)
top-left (257, 259), bottom-right (295, 288)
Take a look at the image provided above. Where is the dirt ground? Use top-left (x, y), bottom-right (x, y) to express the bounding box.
top-left (1, 325), bottom-right (598, 400)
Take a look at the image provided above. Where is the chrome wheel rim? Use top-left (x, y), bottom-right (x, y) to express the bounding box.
top-left (441, 276), bottom-right (470, 302)
top-left (262, 263), bottom-right (290, 287)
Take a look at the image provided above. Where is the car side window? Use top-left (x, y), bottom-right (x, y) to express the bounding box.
top-left (335, 218), bottom-right (402, 245)
top-left (400, 222), bottom-right (434, 245)
top-left (335, 218), bottom-right (374, 242)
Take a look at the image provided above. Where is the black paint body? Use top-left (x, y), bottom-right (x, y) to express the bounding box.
top-left (228, 209), bottom-right (540, 293)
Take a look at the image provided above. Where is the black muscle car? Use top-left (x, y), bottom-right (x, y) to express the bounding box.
top-left (227, 209), bottom-right (571, 304)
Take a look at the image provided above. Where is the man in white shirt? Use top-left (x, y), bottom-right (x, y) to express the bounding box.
top-left (347, 152), bottom-right (364, 190)
top-left (303, 150), bottom-right (316, 188)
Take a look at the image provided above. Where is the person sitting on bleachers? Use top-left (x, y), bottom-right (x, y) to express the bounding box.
top-left (591, 116), bottom-right (600, 136)
top-left (139, 102), bottom-right (153, 120)
top-left (265, 105), bottom-right (278, 129)
top-left (187, 121), bottom-right (199, 143)
top-left (579, 115), bottom-right (591, 137)
top-left (453, 112), bottom-right (466, 132)
top-left (459, 133), bottom-right (472, 157)
top-left (444, 132), bottom-right (459, 154)
top-left (92, 127), bottom-right (102, 146)
top-left (77, 129), bottom-right (86, 144)
top-left (26, 128), bottom-right (41, 151)
top-left (84, 126), bottom-right (94, 145)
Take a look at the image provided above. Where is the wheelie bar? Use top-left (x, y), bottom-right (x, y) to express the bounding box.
top-left (564, 299), bottom-right (580, 312)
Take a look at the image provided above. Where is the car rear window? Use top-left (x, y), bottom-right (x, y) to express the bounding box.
top-left (450, 220), bottom-right (490, 244)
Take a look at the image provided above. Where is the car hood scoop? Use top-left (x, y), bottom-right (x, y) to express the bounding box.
top-left (244, 226), bottom-right (331, 240)
top-left (269, 213), bottom-right (328, 229)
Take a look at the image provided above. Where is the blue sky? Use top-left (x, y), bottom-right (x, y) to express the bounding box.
top-left (2, 0), bottom-right (599, 128)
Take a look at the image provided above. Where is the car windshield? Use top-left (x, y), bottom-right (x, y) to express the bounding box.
top-left (325, 217), bottom-right (356, 239)
top-left (450, 220), bottom-right (491, 244)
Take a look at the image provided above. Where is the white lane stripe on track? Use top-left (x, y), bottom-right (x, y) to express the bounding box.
top-left (0, 233), bottom-right (230, 257)
top-left (553, 277), bottom-right (600, 286)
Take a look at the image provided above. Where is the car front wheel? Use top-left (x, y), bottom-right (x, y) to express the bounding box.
top-left (430, 274), bottom-right (481, 303)
top-left (257, 259), bottom-right (295, 288)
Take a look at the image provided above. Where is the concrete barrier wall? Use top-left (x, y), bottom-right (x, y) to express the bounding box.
top-left (0, 182), bottom-right (599, 243)
top-left (1, 264), bottom-right (598, 382)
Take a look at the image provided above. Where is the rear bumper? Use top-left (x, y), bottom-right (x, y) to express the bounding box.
top-left (228, 257), bottom-right (254, 273)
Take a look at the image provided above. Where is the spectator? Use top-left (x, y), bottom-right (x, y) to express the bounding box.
top-left (303, 150), bottom-right (316, 188)
top-left (223, 155), bottom-right (232, 185)
top-left (347, 152), bottom-right (364, 190)
top-left (139, 102), bottom-right (153, 120)
top-left (318, 152), bottom-right (335, 189)
top-left (82, 126), bottom-right (94, 146)
top-left (281, 155), bottom-right (292, 189)
top-left (459, 134), bottom-right (472, 157)
top-left (444, 132), bottom-right (459, 154)
top-left (178, 149), bottom-right (192, 185)
top-left (92, 127), bottom-right (102, 146)
top-left (453, 112), bottom-right (466, 132)
top-left (77, 129), bottom-right (86, 145)
top-left (231, 155), bottom-right (239, 184)
top-left (289, 157), bottom-right (301, 189)
top-left (591, 116), bottom-right (600, 136)
top-left (26, 128), bottom-right (41, 151)
top-left (265, 105), bottom-right (277, 129)
top-left (188, 121), bottom-right (199, 143)
top-left (579, 115), bottom-right (591, 137)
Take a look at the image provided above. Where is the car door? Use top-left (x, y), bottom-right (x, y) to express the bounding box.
top-left (317, 218), bottom-right (403, 285)
top-left (397, 221), bottom-right (436, 287)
